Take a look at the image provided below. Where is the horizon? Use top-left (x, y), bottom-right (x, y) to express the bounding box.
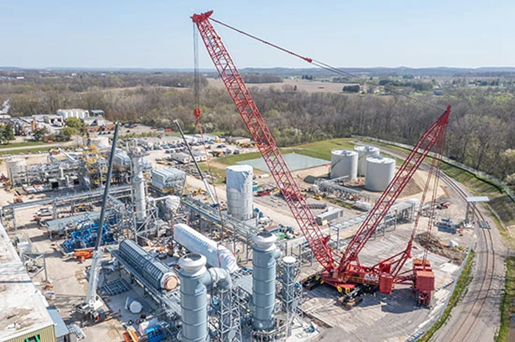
top-left (3, 66), bottom-right (515, 72)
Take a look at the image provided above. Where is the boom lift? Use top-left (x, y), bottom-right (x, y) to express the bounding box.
top-left (192, 11), bottom-right (450, 305)
top-left (76, 123), bottom-right (120, 320)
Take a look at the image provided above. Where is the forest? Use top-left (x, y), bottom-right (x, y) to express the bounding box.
top-left (1, 71), bottom-right (514, 184)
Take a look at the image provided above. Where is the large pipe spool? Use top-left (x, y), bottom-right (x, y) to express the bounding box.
top-left (118, 239), bottom-right (178, 291)
top-left (173, 224), bottom-right (239, 273)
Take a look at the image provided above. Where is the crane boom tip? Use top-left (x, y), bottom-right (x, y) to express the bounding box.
top-left (191, 10), bottom-right (214, 23)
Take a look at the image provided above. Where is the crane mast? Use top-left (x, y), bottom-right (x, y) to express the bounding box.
top-left (192, 11), bottom-right (336, 270)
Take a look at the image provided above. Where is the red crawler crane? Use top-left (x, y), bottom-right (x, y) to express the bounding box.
top-left (192, 10), bottom-right (450, 305)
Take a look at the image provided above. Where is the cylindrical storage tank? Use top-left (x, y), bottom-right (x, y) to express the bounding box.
top-left (226, 165), bottom-right (253, 221)
top-left (281, 256), bottom-right (297, 315)
top-left (330, 150), bottom-right (358, 181)
top-left (5, 157), bottom-right (26, 183)
top-left (178, 253), bottom-right (209, 342)
top-left (364, 156), bottom-right (396, 192)
top-left (354, 145), bottom-right (380, 176)
top-left (118, 240), bottom-right (179, 291)
top-left (173, 224), bottom-right (239, 273)
top-left (252, 231), bottom-right (279, 331)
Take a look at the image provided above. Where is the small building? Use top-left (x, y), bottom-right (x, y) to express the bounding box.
top-left (0, 114), bottom-right (11, 121)
top-left (90, 109), bottom-right (105, 117)
top-left (191, 151), bottom-right (207, 162)
top-left (42, 114), bottom-right (65, 125)
top-left (171, 152), bottom-right (191, 164)
top-left (57, 108), bottom-right (89, 120)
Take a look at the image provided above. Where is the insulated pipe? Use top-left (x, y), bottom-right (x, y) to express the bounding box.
top-left (178, 253), bottom-right (231, 342)
top-left (281, 256), bottom-right (297, 316)
top-left (252, 231), bottom-right (281, 331)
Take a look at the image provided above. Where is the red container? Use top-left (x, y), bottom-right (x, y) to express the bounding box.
top-left (379, 274), bottom-right (393, 294)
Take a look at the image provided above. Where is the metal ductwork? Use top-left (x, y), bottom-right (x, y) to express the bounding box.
top-left (174, 224), bottom-right (239, 273)
top-left (178, 253), bottom-right (231, 342)
top-left (118, 239), bottom-right (178, 291)
top-left (252, 231), bottom-right (280, 331)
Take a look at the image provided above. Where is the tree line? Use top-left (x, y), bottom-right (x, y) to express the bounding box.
top-left (1, 72), bottom-right (514, 184)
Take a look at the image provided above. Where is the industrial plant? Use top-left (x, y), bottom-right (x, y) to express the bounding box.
top-left (0, 9), bottom-right (494, 342)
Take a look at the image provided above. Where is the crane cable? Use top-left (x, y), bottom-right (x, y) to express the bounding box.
top-left (192, 22), bottom-right (231, 267)
top-left (210, 16), bottom-right (448, 113)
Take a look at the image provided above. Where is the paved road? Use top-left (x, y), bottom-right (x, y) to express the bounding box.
top-left (0, 141), bottom-right (75, 153)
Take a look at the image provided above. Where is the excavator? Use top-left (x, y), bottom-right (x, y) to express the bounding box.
top-left (192, 11), bottom-right (450, 306)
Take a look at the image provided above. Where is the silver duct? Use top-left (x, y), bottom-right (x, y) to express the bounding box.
top-left (178, 253), bottom-right (231, 342)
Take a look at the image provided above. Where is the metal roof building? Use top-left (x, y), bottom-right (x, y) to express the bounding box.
top-left (0, 222), bottom-right (57, 342)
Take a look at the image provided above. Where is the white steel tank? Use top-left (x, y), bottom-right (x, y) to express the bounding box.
top-left (5, 157), bottom-right (26, 182)
top-left (365, 156), bottom-right (395, 192)
top-left (331, 150), bottom-right (358, 181)
top-left (354, 145), bottom-right (380, 176)
top-left (226, 165), bottom-right (253, 221)
top-left (173, 224), bottom-right (239, 273)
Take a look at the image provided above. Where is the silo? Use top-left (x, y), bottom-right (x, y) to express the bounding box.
top-left (330, 150), bottom-right (358, 181)
top-left (226, 165), bottom-right (253, 221)
top-left (252, 231), bottom-right (280, 331)
top-left (365, 156), bottom-right (396, 192)
top-left (354, 145), bottom-right (380, 176)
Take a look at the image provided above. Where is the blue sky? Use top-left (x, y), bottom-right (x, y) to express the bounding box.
top-left (0, 0), bottom-right (513, 69)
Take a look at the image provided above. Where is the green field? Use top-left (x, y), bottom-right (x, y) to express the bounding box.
top-left (217, 138), bottom-right (355, 166)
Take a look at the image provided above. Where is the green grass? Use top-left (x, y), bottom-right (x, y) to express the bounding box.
top-left (419, 249), bottom-right (475, 342)
top-left (217, 151), bottom-right (265, 165)
top-left (0, 141), bottom-right (47, 149)
top-left (497, 256), bottom-right (515, 342)
top-left (217, 138), bottom-right (356, 166)
top-left (0, 147), bottom-right (51, 156)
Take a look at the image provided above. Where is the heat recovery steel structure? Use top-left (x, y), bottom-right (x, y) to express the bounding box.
top-left (192, 10), bottom-right (450, 305)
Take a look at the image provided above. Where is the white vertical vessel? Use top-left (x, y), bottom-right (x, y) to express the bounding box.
top-left (226, 165), bottom-right (253, 221)
top-left (330, 150), bottom-right (358, 181)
